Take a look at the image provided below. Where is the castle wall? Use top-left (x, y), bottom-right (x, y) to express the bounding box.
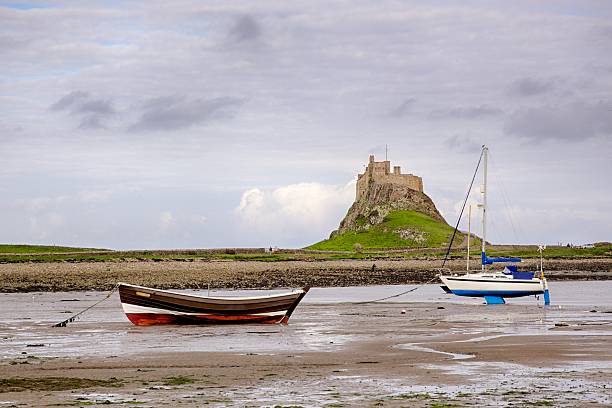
top-left (356, 156), bottom-right (423, 199)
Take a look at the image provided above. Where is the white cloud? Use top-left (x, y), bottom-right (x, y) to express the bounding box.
top-left (78, 189), bottom-right (112, 203)
top-left (236, 180), bottom-right (355, 235)
top-left (159, 211), bottom-right (175, 230)
top-left (14, 196), bottom-right (66, 213)
top-left (25, 213), bottom-right (65, 241)
top-left (191, 215), bottom-right (208, 225)
top-left (237, 188), bottom-right (266, 223)
top-left (47, 212), bottom-right (64, 227)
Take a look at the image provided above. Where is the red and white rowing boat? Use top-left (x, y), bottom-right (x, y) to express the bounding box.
top-left (118, 283), bottom-right (309, 326)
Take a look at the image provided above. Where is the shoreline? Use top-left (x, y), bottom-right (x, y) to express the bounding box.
top-left (1, 257), bottom-right (610, 293)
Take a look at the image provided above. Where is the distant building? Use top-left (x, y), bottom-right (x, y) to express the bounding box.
top-left (356, 155), bottom-right (423, 199)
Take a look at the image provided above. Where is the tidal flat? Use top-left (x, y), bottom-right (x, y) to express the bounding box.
top-left (1, 258), bottom-right (611, 292)
top-left (0, 282), bottom-right (611, 407)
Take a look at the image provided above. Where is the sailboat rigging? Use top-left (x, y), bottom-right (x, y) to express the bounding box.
top-left (439, 145), bottom-right (551, 305)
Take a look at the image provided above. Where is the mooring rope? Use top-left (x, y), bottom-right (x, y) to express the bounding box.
top-left (52, 284), bottom-right (119, 327)
top-left (351, 275), bottom-right (440, 304)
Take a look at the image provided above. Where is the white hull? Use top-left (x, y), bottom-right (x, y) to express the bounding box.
top-left (440, 273), bottom-right (545, 298)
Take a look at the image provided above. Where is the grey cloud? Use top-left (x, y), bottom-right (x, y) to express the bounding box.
top-left (228, 15), bottom-right (261, 43)
top-left (504, 101), bottom-right (612, 141)
top-left (50, 91), bottom-right (89, 111)
top-left (389, 98), bottom-right (416, 117)
top-left (129, 96), bottom-right (245, 132)
top-left (430, 105), bottom-right (503, 120)
top-left (0, 35), bottom-right (31, 52)
top-left (509, 78), bottom-right (554, 97)
top-left (78, 99), bottom-right (115, 116)
top-left (50, 91), bottom-right (115, 129)
top-left (78, 115), bottom-right (106, 130)
top-left (444, 135), bottom-right (482, 153)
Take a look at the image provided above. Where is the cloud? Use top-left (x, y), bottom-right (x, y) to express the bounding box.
top-left (227, 15), bottom-right (261, 44)
top-left (47, 212), bottom-right (64, 227)
top-left (27, 213), bottom-right (65, 240)
top-left (508, 77), bottom-right (554, 97)
top-left (50, 91), bottom-right (116, 129)
top-left (444, 135), bottom-right (482, 153)
top-left (429, 105), bottom-right (503, 120)
top-left (78, 99), bottom-right (115, 116)
top-left (389, 98), bottom-right (416, 117)
top-left (237, 188), bottom-right (265, 222)
top-left (129, 96), bottom-right (245, 132)
top-left (235, 181), bottom-right (355, 232)
top-left (190, 215), bottom-right (207, 225)
top-left (0, 34), bottom-right (31, 52)
top-left (159, 211), bottom-right (175, 230)
top-left (78, 190), bottom-right (112, 203)
top-left (14, 196), bottom-right (65, 213)
top-left (504, 101), bottom-right (612, 141)
top-left (50, 91), bottom-right (89, 111)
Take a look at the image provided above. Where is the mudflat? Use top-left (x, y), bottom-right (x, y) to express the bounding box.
top-left (1, 285), bottom-right (611, 407)
top-left (1, 258), bottom-right (611, 292)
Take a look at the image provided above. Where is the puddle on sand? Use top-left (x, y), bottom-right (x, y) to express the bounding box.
top-left (394, 343), bottom-right (474, 360)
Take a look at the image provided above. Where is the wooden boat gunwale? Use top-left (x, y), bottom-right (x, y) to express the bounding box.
top-left (119, 282), bottom-right (306, 303)
top-left (118, 282), bottom-right (310, 326)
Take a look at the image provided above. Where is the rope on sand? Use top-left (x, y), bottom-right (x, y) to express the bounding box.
top-left (352, 275), bottom-right (440, 304)
top-left (52, 284), bottom-right (119, 327)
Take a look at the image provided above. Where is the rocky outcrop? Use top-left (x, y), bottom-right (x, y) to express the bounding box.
top-left (330, 182), bottom-right (447, 238)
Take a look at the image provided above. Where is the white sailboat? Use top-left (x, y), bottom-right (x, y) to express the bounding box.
top-left (439, 146), bottom-right (551, 305)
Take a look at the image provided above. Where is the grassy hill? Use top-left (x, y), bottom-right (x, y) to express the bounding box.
top-left (309, 210), bottom-right (474, 251)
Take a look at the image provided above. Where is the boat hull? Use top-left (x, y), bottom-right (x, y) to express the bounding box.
top-left (439, 275), bottom-right (544, 298)
top-left (118, 283), bottom-right (309, 326)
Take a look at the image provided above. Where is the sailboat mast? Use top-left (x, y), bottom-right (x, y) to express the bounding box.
top-left (481, 145), bottom-right (488, 272)
top-left (467, 204), bottom-right (471, 272)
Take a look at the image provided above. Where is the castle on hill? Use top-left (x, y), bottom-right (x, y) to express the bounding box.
top-left (356, 155), bottom-right (423, 199)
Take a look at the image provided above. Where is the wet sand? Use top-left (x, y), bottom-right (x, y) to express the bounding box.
top-left (1, 258), bottom-right (610, 292)
top-left (1, 283), bottom-right (611, 407)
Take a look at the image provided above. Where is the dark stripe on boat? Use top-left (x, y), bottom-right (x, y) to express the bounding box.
top-left (119, 285), bottom-right (305, 315)
top-left (121, 294), bottom-right (296, 315)
top-left (120, 284), bottom-right (302, 305)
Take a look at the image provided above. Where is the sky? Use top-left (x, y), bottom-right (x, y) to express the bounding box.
top-left (1, 0), bottom-right (611, 250)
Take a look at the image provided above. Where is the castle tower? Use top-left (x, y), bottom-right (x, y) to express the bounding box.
top-left (356, 155), bottom-right (423, 199)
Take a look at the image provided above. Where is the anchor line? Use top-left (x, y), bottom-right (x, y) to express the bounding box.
top-left (52, 284), bottom-right (119, 328)
top-left (351, 275), bottom-right (440, 304)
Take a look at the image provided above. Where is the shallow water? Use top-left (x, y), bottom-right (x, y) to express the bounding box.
top-left (0, 281), bottom-right (610, 360)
